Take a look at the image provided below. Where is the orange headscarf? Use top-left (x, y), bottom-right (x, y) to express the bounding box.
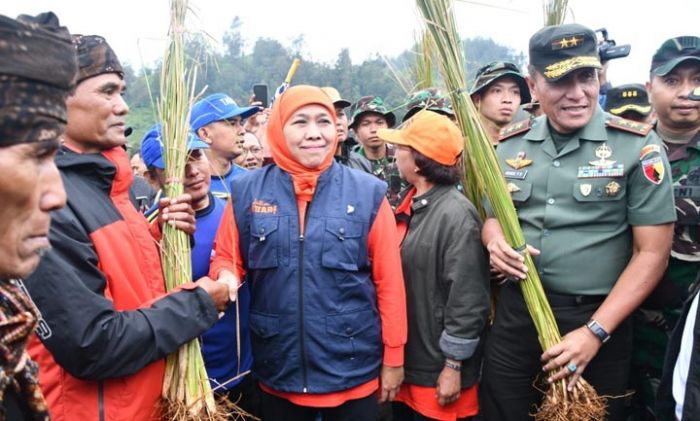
top-left (266, 85), bottom-right (338, 202)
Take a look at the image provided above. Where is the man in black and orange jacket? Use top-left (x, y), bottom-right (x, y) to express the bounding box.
top-left (23, 35), bottom-right (233, 421)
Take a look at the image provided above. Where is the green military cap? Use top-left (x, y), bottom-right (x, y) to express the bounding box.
top-left (469, 61), bottom-right (531, 104)
top-left (650, 36), bottom-right (700, 76)
top-left (604, 83), bottom-right (652, 117)
top-left (349, 95), bottom-right (396, 129)
top-left (529, 23), bottom-right (601, 81)
top-left (690, 86), bottom-right (700, 101)
top-left (402, 88), bottom-right (454, 122)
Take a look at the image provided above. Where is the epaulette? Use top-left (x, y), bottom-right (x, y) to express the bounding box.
top-left (498, 119), bottom-right (531, 142)
top-left (606, 116), bottom-right (652, 137)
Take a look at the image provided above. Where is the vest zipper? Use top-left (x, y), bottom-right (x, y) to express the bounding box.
top-left (298, 201), bottom-right (312, 393)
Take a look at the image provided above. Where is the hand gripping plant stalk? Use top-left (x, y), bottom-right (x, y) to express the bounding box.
top-left (416, 1), bottom-right (606, 419)
top-left (158, 1), bottom-right (241, 419)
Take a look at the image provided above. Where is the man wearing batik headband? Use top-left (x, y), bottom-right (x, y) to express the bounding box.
top-left (634, 35), bottom-right (700, 420)
top-left (0, 11), bottom-right (75, 420)
top-left (23, 34), bottom-right (234, 421)
top-left (469, 61), bottom-right (531, 144)
top-left (480, 23), bottom-right (676, 421)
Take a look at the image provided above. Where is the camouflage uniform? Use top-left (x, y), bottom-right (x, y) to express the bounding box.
top-left (350, 95), bottom-right (406, 207)
top-left (629, 35), bottom-right (700, 420)
top-left (402, 87), bottom-right (455, 123)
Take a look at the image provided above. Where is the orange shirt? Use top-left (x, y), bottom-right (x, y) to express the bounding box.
top-left (210, 197), bottom-right (407, 407)
top-left (395, 384), bottom-right (478, 421)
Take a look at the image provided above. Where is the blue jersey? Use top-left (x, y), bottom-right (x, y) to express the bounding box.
top-left (192, 194), bottom-right (252, 390)
top-left (210, 164), bottom-right (247, 198)
top-left (147, 194), bottom-right (252, 390)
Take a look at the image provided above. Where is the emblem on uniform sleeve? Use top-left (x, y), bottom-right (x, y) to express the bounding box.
top-left (639, 144), bottom-right (661, 160)
top-left (642, 156), bottom-right (665, 185)
top-left (506, 151), bottom-right (533, 170)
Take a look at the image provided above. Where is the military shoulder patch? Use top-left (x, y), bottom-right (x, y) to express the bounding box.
top-left (498, 119), bottom-right (531, 142)
top-left (606, 116), bottom-right (652, 137)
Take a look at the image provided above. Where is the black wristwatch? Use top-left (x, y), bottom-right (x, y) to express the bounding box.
top-left (586, 319), bottom-right (610, 344)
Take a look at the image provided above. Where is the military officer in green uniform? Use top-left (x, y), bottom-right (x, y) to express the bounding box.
top-left (349, 95), bottom-right (405, 207)
top-left (480, 23), bottom-right (676, 421)
top-left (629, 36), bottom-right (700, 420)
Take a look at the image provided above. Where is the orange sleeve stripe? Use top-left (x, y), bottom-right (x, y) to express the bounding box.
top-left (209, 198), bottom-right (245, 280)
top-left (368, 198), bottom-right (408, 364)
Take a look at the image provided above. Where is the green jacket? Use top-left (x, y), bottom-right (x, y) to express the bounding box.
top-left (397, 185), bottom-right (490, 387)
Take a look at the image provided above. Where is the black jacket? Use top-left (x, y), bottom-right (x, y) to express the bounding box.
top-left (24, 146), bottom-right (218, 421)
top-left (397, 185), bottom-right (490, 387)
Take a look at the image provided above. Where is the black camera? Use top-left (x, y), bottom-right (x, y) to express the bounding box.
top-left (596, 28), bottom-right (631, 63)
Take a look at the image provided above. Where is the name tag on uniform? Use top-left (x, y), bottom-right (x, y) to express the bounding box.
top-left (577, 164), bottom-right (624, 178)
top-left (504, 169), bottom-right (528, 180)
top-left (674, 186), bottom-right (700, 199)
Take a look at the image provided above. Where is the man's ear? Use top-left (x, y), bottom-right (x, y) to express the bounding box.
top-left (197, 127), bottom-right (212, 144)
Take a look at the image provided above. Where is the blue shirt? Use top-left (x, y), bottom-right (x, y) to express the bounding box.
top-left (147, 193), bottom-right (252, 390)
top-left (192, 193), bottom-right (252, 390)
top-left (210, 164), bottom-right (247, 198)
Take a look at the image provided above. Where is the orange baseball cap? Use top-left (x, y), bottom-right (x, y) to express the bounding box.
top-left (378, 110), bottom-right (463, 166)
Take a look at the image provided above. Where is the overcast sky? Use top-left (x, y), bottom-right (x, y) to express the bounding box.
top-left (3, 0), bottom-right (698, 90)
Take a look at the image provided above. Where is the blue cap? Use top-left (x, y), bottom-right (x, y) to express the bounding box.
top-left (189, 93), bottom-right (259, 132)
top-left (140, 123), bottom-right (209, 169)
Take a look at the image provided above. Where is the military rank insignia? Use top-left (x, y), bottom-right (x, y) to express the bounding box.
top-left (551, 34), bottom-right (585, 50)
top-left (498, 119), bottom-right (531, 142)
top-left (606, 116), bottom-right (652, 136)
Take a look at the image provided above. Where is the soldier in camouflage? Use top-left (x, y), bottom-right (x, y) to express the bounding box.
top-left (349, 95), bottom-right (405, 207)
top-left (402, 87), bottom-right (456, 123)
top-left (469, 61), bottom-right (531, 144)
top-left (630, 35), bottom-right (700, 420)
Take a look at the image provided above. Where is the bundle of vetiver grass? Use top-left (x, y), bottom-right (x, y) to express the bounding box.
top-left (543, 0), bottom-right (570, 26)
top-left (415, 1), bottom-right (606, 419)
top-left (158, 1), bottom-right (231, 419)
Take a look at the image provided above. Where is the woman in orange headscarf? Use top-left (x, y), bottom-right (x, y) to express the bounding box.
top-left (210, 85), bottom-right (407, 420)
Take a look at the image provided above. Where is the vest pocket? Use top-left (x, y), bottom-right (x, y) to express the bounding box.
top-left (249, 312), bottom-right (281, 371)
top-left (325, 308), bottom-right (381, 370)
top-left (248, 217), bottom-right (280, 269)
top-left (321, 218), bottom-right (363, 271)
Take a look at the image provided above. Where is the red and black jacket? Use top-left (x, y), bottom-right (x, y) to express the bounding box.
top-left (25, 146), bottom-right (218, 421)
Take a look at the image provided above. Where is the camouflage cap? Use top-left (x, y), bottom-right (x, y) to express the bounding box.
top-left (349, 95), bottom-right (396, 128)
top-left (0, 12), bottom-right (78, 147)
top-left (529, 23), bottom-right (601, 81)
top-left (604, 83), bottom-right (652, 117)
top-left (650, 36), bottom-right (700, 76)
top-left (469, 61), bottom-right (531, 104)
top-left (72, 34), bottom-right (123, 83)
top-left (402, 88), bottom-right (454, 122)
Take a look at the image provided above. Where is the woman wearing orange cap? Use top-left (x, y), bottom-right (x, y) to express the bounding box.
top-left (381, 110), bottom-right (490, 421)
top-left (210, 85), bottom-right (407, 420)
